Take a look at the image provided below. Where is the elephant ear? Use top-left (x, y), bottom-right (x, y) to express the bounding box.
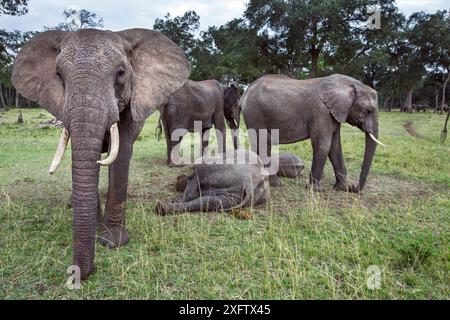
top-left (317, 75), bottom-right (355, 123)
top-left (117, 28), bottom-right (191, 122)
top-left (12, 31), bottom-right (67, 121)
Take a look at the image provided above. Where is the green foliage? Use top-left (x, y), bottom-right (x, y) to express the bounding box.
top-left (0, 0), bottom-right (28, 17)
top-left (44, 8), bottom-right (104, 31)
top-left (244, 0), bottom-right (402, 78)
top-left (153, 11), bottom-right (200, 54)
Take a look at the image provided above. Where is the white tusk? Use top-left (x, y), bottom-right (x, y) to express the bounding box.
top-left (369, 133), bottom-right (386, 147)
top-left (49, 128), bottom-right (70, 175)
top-left (97, 123), bottom-right (119, 166)
top-left (233, 119), bottom-right (238, 127)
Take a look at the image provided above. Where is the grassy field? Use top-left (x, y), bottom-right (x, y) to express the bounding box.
top-left (0, 108), bottom-right (448, 299)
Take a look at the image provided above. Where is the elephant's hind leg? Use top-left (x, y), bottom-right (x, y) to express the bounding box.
top-left (156, 194), bottom-right (241, 215)
top-left (200, 128), bottom-right (211, 157)
top-left (309, 134), bottom-right (332, 192)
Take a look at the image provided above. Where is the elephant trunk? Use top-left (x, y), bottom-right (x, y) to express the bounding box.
top-left (358, 126), bottom-right (378, 191)
top-left (65, 90), bottom-right (112, 280)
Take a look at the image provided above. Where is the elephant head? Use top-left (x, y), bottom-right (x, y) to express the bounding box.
top-left (12, 28), bottom-right (190, 279)
top-left (317, 74), bottom-right (384, 191)
top-left (223, 82), bottom-right (241, 130)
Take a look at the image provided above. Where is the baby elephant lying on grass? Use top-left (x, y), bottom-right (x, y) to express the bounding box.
top-left (156, 150), bottom-right (270, 215)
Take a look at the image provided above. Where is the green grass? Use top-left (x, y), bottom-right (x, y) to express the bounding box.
top-left (0, 108), bottom-right (449, 299)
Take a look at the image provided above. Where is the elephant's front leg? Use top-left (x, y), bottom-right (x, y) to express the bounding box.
top-left (98, 115), bottom-right (143, 248)
top-left (309, 136), bottom-right (332, 192)
top-left (328, 128), bottom-right (358, 192)
top-left (98, 141), bottom-right (133, 248)
top-left (328, 128), bottom-right (348, 190)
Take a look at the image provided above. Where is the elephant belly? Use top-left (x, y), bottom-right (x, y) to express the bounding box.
top-left (186, 118), bottom-right (213, 132)
top-left (265, 115), bottom-right (310, 144)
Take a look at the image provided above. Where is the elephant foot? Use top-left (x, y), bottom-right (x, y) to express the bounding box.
top-left (155, 201), bottom-right (170, 216)
top-left (97, 224), bottom-right (129, 249)
top-left (334, 182), bottom-right (360, 193)
top-left (269, 174), bottom-right (282, 187)
top-left (307, 183), bottom-right (325, 193)
top-left (73, 261), bottom-right (94, 281)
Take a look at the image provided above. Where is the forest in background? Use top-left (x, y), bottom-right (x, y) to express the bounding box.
top-left (1, 0), bottom-right (449, 113)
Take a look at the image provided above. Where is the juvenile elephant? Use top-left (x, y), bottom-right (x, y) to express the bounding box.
top-left (156, 150), bottom-right (270, 215)
top-left (12, 29), bottom-right (190, 280)
top-left (241, 74), bottom-right (385, 192)
top-left (276, 152), bottom-right (305, 178)
top-left (159, 80), bottom-right (241, 166)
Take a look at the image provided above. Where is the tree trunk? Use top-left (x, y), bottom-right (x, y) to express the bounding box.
top-left (309, 16), bottom-right (319, 79)
top-left (6, 88), bottom-right (12, 106)
top-left (310, 48), bottom-right (319, 79)
top-left (383, 96), bottom-right (391, 112)
top-left (435, 87), bottom-right (440, 113)
top-left (15, 90), bottom-right (19, 108)
top-left (389, 97), bottom-right (394, 112)
top-left (404, 89), bottom-right (413, 113)
top-left (0, 83), bottom-right (6, 109)
top-left (441, 72), bottom-right (449, 113)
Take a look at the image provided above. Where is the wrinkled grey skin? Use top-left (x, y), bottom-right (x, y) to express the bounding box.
top-left (156, 150), bottom-right (270, 215)
top-left (241, 74), bottom-right (379, 192)
top-left (159, 80), bottom-right (241, 166)
top-left (276, 152), bottom-right (305, 178)
top-left (11, 29), bottom-right (190, 280)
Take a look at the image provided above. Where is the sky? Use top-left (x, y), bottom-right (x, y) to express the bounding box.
top-left (0, 0), bottom-right (448, 32)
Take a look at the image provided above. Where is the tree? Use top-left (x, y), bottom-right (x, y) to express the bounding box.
top-left (205, 18), bottom-right (278, 82)
top-left (0, 30), bottom-right (35, 108)
top-left (244, 0), bottom-right (401, 78)
top-left (45, 8), bottom-right (104, 31)
top-left (0, 0), bottom-right (28, 16)
top-left (153, 11), bottom-right (200, 54)
top-left (407, 10), bottom-right (450, 112)
top-left (1, 0), bottom-right (30, 108)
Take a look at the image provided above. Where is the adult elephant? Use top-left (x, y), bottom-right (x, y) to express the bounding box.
top-left (12, 29), bottom-right (190, 280)
top-left (158, 80), bottom-right (241, 166)
top-left (241, 74), bottom-right (385, 192)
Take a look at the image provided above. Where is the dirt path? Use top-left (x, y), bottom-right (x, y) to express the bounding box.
top-left (403, 121), bottom-right (423, 138)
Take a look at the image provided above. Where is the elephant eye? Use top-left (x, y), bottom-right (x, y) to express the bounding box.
top-left (116, 68), bottom-right (126, 83)
top-left (56, 67), bottom-right (63, 80)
